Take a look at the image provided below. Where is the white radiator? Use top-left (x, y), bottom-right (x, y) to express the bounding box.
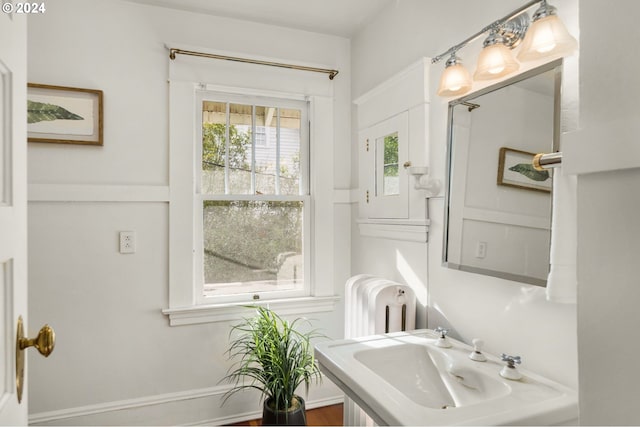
top-left (343, 274), bottom-right (416, 426)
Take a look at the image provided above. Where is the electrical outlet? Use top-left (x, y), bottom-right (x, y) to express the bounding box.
top-left (475, 241), bottom-right (487, 259)
top-left (119, 231), bottom-right (136, 254)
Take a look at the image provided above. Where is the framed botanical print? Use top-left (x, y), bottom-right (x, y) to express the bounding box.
top-left (27, 83), bottom-right (103, 145)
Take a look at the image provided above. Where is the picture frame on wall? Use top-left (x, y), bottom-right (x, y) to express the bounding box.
top-left (27, 83), bottom-right (103, 146)
top-left (497, 147), bottom-right (552, 193)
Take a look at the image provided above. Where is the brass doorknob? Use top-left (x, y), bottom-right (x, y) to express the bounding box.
top-left (15, 316), bottom-right (56, 403)
top-left (19, 323), bottom-right (55, 357)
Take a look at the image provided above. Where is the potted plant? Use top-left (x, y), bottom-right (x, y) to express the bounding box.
top-left (223, 306), bottom-right (323, 425)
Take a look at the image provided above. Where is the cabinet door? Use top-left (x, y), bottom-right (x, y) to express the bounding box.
top-left (360, 112), bottom-right (409, 219)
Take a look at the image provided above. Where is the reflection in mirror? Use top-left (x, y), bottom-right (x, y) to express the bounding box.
top-left (443, 60), bottom-right (561, 286)
top-left (377, 132), bottom-right (399, 196)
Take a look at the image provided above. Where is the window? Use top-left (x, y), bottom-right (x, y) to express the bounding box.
top-left (378, 132), bottom-right (399, 196)
top-left (195, 93), bottom-right (310, 304)
top-left (166, 65), bottom-right (339, 325)
top-left (254, 126), bottom-right (268, 147)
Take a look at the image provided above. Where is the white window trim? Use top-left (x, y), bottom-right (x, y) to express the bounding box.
top-left (165, 78), bottom-right (338, 326)
top-left (163, 296), bottom-right (340, 326)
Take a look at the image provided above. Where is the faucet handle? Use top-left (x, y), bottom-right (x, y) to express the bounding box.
top-left (434, 327), bottom-right (452, 348)
top-left (501, 354), bottom-right (522, 368)
top-left (500, 354), bottom-right (523, 380)
top-left (469, 339), bottom-right (487, 362)
top-left (434, 326), bottom-right (449, 338)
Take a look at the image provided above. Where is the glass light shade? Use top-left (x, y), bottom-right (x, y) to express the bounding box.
top-left (437, 63), bottom-right (472, 97)
top-left (517, 14), bottom-right (577, 62)
top-left (474, 44), bottom-right (520, 80)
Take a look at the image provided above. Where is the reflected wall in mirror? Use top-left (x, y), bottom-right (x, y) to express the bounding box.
top-left (443, 60), bottom-right (561, 286)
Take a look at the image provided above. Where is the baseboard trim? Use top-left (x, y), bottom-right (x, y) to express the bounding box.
top-left (29, 385), bottom-right (229, 424)
top-left (29, 384), bottom-right (344, 426)
top-left (188, 395), bottom-right (345, 427)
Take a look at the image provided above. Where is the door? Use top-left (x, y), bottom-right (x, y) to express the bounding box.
top-left (0, 10), bottom-right (28, 426)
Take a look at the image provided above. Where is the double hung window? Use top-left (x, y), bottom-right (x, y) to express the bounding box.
top-left (195, 92), bottom-right (310, 304)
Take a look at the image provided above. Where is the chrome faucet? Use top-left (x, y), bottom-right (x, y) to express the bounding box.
top-left (434, 327), bottom-right (452, 348)
top-left (500, 354), bottom-right (523, 380)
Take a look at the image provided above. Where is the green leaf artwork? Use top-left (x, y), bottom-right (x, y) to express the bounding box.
top-left (27, 99), bottom-right (84, 124)
top-left (509, 163), bottom-right (550, 182)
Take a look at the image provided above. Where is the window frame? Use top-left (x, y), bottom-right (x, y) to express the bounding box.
top-left (165, 76), bottom-right (338, 326)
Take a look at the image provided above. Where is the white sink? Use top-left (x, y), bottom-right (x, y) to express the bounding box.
top-left (315, 330), bottom-right (578, 425)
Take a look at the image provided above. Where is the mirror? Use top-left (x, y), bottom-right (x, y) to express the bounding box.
top-left (377, 132), bottom-right (399, 196)
top-left (443, 60), bottom-right (561, 286)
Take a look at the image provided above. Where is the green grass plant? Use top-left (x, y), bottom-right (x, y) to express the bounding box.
top-left (223, 306), bottom-right (323, 412)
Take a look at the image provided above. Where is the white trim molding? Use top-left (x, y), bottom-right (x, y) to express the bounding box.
top-left (29, 382), bottom-right (343, 426)
top-left (28, 184), bottom-right (169, 202)
top-left (163, 295), bottom-right (340, 326)
top-left (333, 189), bottom-right (355, 204)
top-left (356, 218), bottom-right (430, 242)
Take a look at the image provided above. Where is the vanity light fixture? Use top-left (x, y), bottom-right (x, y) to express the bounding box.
top-left (475, 14), bottom-right (529, 80)
top-left (432, 0), bottom-right (576, 97)
top-left (517, 0), bottom-right (578, 62)
top-left (474, 29), bottom-right (520, 80)
top-left (436, 53), bottom-right (472, 97)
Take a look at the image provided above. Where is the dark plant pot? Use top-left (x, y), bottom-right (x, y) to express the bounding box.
top-left (262, 395), bottom-right (307, 426)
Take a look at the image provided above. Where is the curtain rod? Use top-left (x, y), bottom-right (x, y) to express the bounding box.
top-left (169, 48), bottom-right (339, 80)
top-left (431, 0), bottom-right (542, 64)
top-left (533, 152), bottom-right (562, 170)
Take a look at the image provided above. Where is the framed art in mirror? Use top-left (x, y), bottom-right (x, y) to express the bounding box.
top-left (497, 147), bottom-right (552, 193)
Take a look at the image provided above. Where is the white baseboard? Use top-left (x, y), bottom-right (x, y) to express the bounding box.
top-left (29, 383), bottom-right (344, 426)
top-left (190, 395), bottom-right (345, 427)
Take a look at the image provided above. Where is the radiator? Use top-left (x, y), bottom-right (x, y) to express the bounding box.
top-left (343, 274), bottom-right (416, 426)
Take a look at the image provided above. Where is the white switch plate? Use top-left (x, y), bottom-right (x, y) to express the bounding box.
top-left (119, 231), bottom-right (136, 254)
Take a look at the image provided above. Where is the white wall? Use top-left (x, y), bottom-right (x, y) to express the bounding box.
top-left (351, 0), bottom-right (578, 389)
top-left (27, 0), bottom-right (349, 424)
top-left (569, 1), bottom-right (640, 424)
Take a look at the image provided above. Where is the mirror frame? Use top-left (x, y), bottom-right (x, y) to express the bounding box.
top-left (442, 59), bottom-right (563, 286)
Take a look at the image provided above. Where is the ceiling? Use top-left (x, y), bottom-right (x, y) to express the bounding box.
top-left (125, 0), bottom-right (395, 37)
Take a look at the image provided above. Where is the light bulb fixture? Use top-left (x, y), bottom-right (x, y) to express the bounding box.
top-left (436, 54), bottom-right (472, 97)
top-left (474, 29), bottom-right (520, 80)
top-left (432, 0), bottom-right (577, 97)
top-left (517, 0), bottom-right (577, 62)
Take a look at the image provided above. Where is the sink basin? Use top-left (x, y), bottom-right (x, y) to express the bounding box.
top-left (354, 343), bottom-right (511, 409)
top-left (315, 330), bottom-right (577, 425)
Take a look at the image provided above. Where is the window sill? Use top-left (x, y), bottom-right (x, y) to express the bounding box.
top-left (162, 295), bottom-right (341, 326)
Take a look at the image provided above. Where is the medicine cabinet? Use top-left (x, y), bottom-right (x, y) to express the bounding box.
top-left (354, 58), bottom-right (432, 242)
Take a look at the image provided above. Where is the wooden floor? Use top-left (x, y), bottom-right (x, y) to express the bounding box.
top-left (228, 403), bottom-right (343, 426)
